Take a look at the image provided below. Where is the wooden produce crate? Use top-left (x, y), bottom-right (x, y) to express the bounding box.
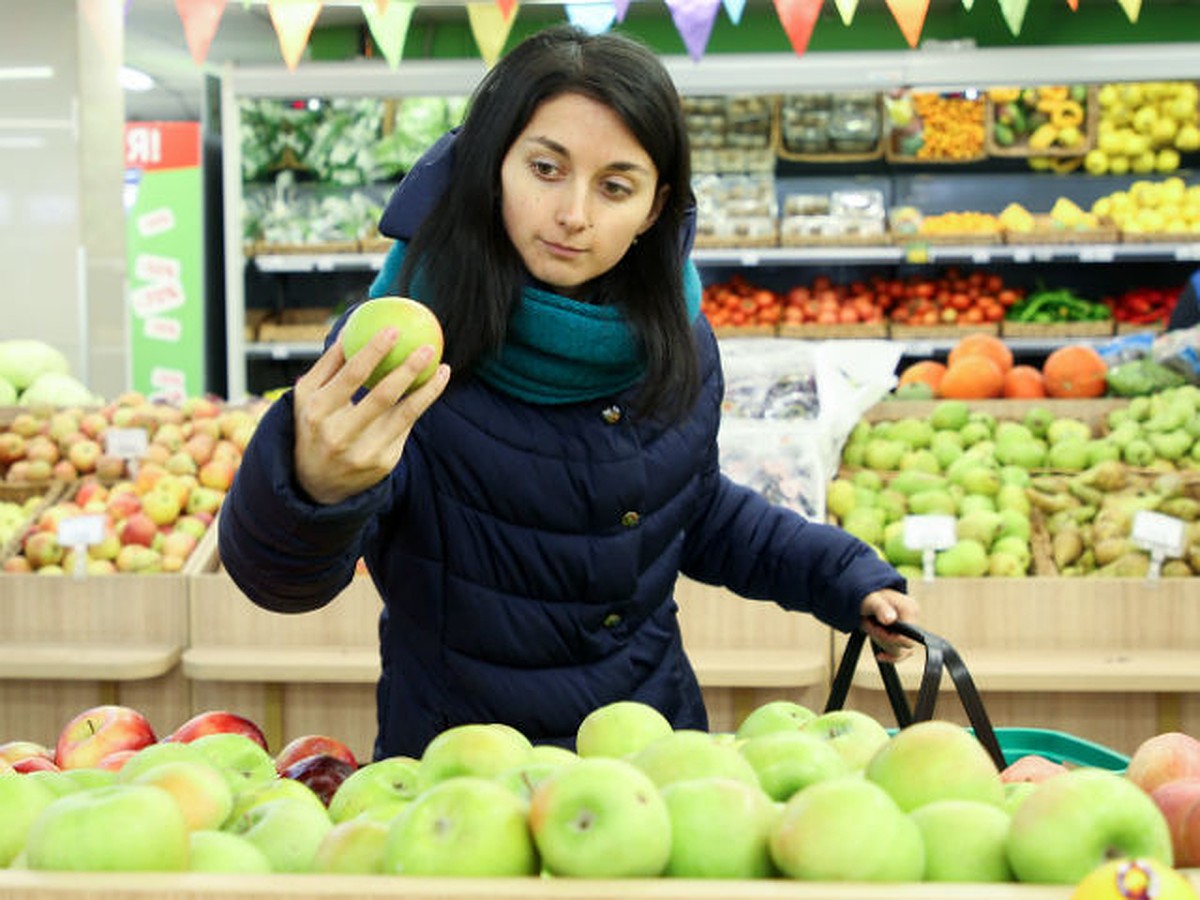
top-left (778, 322), bottom-right (889, 339)
top-left (832, 579), bottom-right (1200, 758)
top-left (0, 573), bottom-right (191, 746)
top-left (256, 307), bottom-right (335, 343)
top-left (713, 325), bottom-right (778, 339)
top-left (184, 564), bottom-right (384, 761)
top-left (888, 321), bottom-right (1001, 340)
top-left (674, 577), bottom-right (831, 733)
top-left (0, 481), bottom-right (68, 564)
top-left (0, 870), bottom-right (1170, 899)
top-left (254, 239), bottom-right (359, 256)
top-left (1000, 320), bottom-right (1115, 339)
top-left (1002, 215), bottom-right (1118, 245)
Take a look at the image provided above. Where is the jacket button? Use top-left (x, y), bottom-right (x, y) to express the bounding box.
top-left (603, 613), bottom-right (622, 628)
top-left (620, 511), bottom-right (640, 528)
top-left (601, 405), bottom-right (622, 424)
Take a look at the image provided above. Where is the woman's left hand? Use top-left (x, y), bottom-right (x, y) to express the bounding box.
top-left (859, 589), bottom-right (920, 663)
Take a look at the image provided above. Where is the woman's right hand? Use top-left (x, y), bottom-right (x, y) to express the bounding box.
top-left (291, 326), bottom-right (450, 505)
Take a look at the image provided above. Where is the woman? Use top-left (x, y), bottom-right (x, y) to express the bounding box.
top-left (219, 25), bottom-right (917, 760)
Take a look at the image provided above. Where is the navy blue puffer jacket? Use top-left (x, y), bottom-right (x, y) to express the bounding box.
top-left (218, 136), bottom-right (905, 760)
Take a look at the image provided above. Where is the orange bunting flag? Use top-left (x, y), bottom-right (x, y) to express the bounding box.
top-left (174, 0), bottom-right (227, 65)
top-left (833, 0), bottom-right (858, 26)
top-left (267, 0), bottom-right (322, 70)
top-left (772, 0), bottom-right (823, 57)
top-left (884, 0), bottom-right (930, 49)
top-left (363, 0), bottom-right (413, 69)
top-left (496, 0), bottom-right (518, 21)
top-left (997, 0), bottom-right (1029, 36)
top-left (1116, 0), bottom-right (1142, 22)
top-left (1064, 0), bottom-right (1079, 10)
top-left (467, 1), bottom-right (518, 67)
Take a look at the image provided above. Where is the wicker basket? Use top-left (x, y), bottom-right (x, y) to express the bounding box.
top-left (986, 85), bottom-right (1098, 159)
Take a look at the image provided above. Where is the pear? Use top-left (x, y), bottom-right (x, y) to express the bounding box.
top-left (958, 494), bottom-right (996, 517)
top-left (992, 535), bottom-right (1032, 570)
top-left (908, 489), bottom-right (958, 517)
top-left (1148, 430), bottom-right (1192, 461)
top-left (890, 470), bottom-right (947, 497)
top-left (863, 439), bottom-right (907, 471)
top-left (1052, 528), bottom-right (1084, 570)
top-left (877, 489), bottom-right (909, 524)
top-left (1078, 460), bottom-right (1128, 493)
top-left (1122, 439), bottom-right (1155, 467)
top-left (826, 479), bottom-right (857, 521)
top-left (995, 438), bottom-right (1047, 469)
top-left (929, 400), bottom-right (970, 431)
top-left (1086, 439), bottom-right (1122, 466)
top-left (996, 508), bottom-right (1032, 542)
top-left (1162, 560), bottom-right (1194, 577)
top-left (1093, 537), bottom-right (1133, 567)
top-left (1108, 421), bottom-right (1143, 450)
top-left (929, 432), bottom-right (964, 470)
top-left (853, 469), bottom-right (885, 492)
top-left (842, 507), bottom-right (886, 547)
top-left (899, 449), bottom-right (941, 475)
top-left (1046, 418), bottom-right (1092, 445)
top-left (883, 521), bottom-right (924, 568)
top-left (996, 484), bottom-right (1032, 516)
top-left (959, 421), bottom-right (992, 447)
top-left (1090, 551), bottom-right (1151, 578)
top-left (934, 539), bottom-right (990, 578)
top-left (988, 551), bottom-right (1028, 578)
top-left (1023, 406), bottom-right (1055, 439)
top-left (956, 510), bottom-right (1003, 547)
top-left (1046, 439), bottom-right (1090, 472)
top-left (842, 443), bottom-right (865, 467)
top-left (889, 418), bottom-right (935, 450)
top-left (994, 422), bottom-right (1035, 446)
top-left (1158, 497), bottom-right (1200, 522)
top-left (998, 466), bottom-right (1031, 488)
top-left (958, 465), bottom-right (1002, 497)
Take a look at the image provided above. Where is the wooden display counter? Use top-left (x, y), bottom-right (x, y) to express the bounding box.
top-left (835, 578), bottom-right (1200, 756)
top-left (0, 871), bottom-right (1134, 899)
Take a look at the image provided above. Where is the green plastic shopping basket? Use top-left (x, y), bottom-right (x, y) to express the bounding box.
top-left (827, 620), bottom-right (1130, 773)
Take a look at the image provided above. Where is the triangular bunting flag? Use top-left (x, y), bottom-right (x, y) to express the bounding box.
top-left (565, 3), bottom-right (617, 35)
top-left (1064, 0), bottom-right (1079, 10)
top-left (722, 0), bottom-right (747, 25)
top-left (81, 0), bottom-right (124, 68)
top-left (612, 0), bottom-right (631, 21)
top-left (997, 0), bottom-right (1029, 35)
top-left (126, 0), bottom-right (133, 15)
top-left (833, 0), bottom-right (859, 25)
top-left (1116, 0), bottom-right (1142, 22)
top-left (267, 0), bottom-right (322, 70)
top-left (363, 0), bottom-right (413, 68)
top-left (175, 0), bottom-right (228, 66)
top-left (665, 0), bottom-right (721, 62)
top-left (467, 2), bottom-right (518, 67)
top-left (496, 0), bottom-right (517, 21)
top-left (772, 0), bottom-right (822, 57)
top-left (961, 0), bottom-right (974, 10)
top-left (884, 0), bottom-right (930, 49)
top-left (374, 0), bottom-right (388, 12)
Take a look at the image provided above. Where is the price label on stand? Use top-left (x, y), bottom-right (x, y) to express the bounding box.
top-left (1131, 510), bottom-right (1185, 581)
top-left (903, 514), bottom-right (957, 581)
top-left (57, 515), bottom-right (107, 578)
top-left (105, 427), bottom-right (148, 476)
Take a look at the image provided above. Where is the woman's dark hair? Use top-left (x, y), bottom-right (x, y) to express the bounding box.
top-left (399, 25), bottom-right (698, 421)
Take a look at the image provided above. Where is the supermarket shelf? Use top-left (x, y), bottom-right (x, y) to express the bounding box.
top-left (251, 252), bottom-right (388, 273)
top-left (246, 341), bottom-right (325, 360)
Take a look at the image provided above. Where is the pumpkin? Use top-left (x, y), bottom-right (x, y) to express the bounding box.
top-left (947, 332), bottom-right (1014, 375)
top-left (897, 360), bottom-right (947, 394)
top-left (939, 355), bottom-right (1005, 400)
top-left (1042, 345), bottom-right (1107, 398)
top-left (1003, 364), bottom-right (1047, 399)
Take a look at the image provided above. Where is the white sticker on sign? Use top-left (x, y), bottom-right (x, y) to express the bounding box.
top-left (57, 515), bottom-right (108, 547)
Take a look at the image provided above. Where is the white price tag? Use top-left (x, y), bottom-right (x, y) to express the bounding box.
top-left (1078, 247), bottom-right (1115, 263)
top-left (739, 252), bottom-right (761, 266)
top-left (1131, 510), bottom-right (1186, 559)
top-left (57, 515), bottom-right (107, 547)
top-left (903, 515), bottom-right (958, 551)
top-left (1012, 249), bottom-right (1033, 264)
top-left (1175, 244), bottom-right (1200, 262)
top-left (105, 427), bottom-right (149, 460)
top-left (970, 250), bottom-right (991, 265)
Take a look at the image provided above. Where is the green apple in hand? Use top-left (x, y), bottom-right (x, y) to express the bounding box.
top-left (384, 775), bottom-right (538, 876)
top-left (661, 775), bottom-right (778, 879)
top-left (340, 296), bottom-right (443, 390)
top-left (1006, 767), bottom-right (1174, 884)
top-left (530, 757), bottom-right (671, 878)
top-left (25, 784), bottom-right (190, 872)
top-left (575, 700), bottom-right (673, 758)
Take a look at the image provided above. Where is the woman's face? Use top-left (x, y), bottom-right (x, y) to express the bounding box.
top-left (500, 92), bottom-right (666, 297)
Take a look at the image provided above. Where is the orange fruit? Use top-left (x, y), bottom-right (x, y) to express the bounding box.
top-left (1003, 364), bottom-right (1047, 399)
top-left (948, 332), bottom-right (1014, 375)
top-left (1043, 344), bottom-right (1108, 399)
top-left (939, 355), bottom-right (1005, 400)
top-left (898, 360), bottom-right (947, 394)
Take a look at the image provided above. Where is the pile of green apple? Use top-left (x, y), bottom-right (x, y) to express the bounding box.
top-left (0, 700), bottom-right (1193, 887)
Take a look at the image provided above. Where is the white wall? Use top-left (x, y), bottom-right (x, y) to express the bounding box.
top-left (0, 0), bottom-right (127, 400)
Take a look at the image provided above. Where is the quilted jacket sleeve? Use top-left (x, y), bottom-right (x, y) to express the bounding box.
top-left (217, 391), bottom-right (395, 613)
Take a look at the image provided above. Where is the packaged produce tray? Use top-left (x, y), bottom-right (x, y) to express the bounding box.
top-left (775, 93), bottom-right (884, 164)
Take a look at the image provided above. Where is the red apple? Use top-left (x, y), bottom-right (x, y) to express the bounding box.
top-left (1000, 754), bottom-right (1069, 784)
top-left (276, 735), bottom-right (358, 774)
top-left (2, 556), bottom-right (32, 573)
top-left (166, 710), bottom-right (269, 750)
top-left (0, 432), bottom-right (25, 465)
top-left (198, 458), bottom-right (236, 492)
top-left (95, 453), bottom-right (128, 481)
top-left (66, 438), bottom-right (102, 474)
top-left (105, 489), bottom-right (142, 521)
top-left (281, 754), bottom-right (358, 808)
top-left (1127, 732), bottom-right (1200, 795)
top-left (24, 434), bottom-right (60, 465)
top-left (22, 530), bottom-right (64, 570)
top-left (1150, 777), bottom-right (1200, 867)
top-left (55, 704), bottom-right (157, 770)
top-left (95, 748), bottom-right (138, 772)
top-left (73, 478), bottom-right (109, 508)
top-left (13, 756), bottom-right (60, 774)
top-left (119, 512), bottom-right (159, 548)
top-left (0, 740), bottom-right (55, 766)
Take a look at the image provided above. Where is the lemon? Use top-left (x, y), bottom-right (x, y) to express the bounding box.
top-left (1070, 857), bottom-right (1195, 900)
top-left (1097, 84), bottom-right (1120, 108)
top-left (1156, 148), bottom-right (1181, 174)
top-left (1057, 125), bottom-right (1083, 148)
top-left (1175, 124), bottom-right (1200, 152)
top-left (1108, 155), bottom-right (1131, 176)
top-left (1131, 151), bottom-right (1157, 175)
top-left (1133, 105), bottom-right (1159, 135)
top-left (1098, 131), bottom-right (1125, 155)
top-left (1084, 150), bottom-right (1110, 176)
top-left (1152, 117), bottom-right (1179, 146)
top-left (1092, 196), bottom-right (1113, 217)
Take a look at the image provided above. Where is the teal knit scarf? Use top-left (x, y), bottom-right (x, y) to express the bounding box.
top-left (370, 242), bottom-right (702, 405)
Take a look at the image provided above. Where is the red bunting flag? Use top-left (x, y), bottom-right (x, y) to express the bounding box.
top-left (174, 0), bottom-right (228, 65)
top-left (267, 0), bottom-right (322, 71)
top-left (772, 0), bottom-right (823, 57)
top-left (496, 0), bottom-right (518, 21)
top-left (884, 0), bottom-right (930, 49)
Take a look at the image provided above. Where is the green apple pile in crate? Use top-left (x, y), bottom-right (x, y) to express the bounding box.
top-left (2, 699), bottom-right (1198, 888)
top-left (1, 392), bottom-right (270, 574)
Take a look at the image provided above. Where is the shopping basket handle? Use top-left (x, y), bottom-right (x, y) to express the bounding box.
top-left (825, 619), bottom-right (1006, 771)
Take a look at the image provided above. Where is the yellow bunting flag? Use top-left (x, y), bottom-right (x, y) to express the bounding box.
top-left (1116, 0), bottom-right (1142, 23)
top-left (267, 0), bottom-right (322, 71)
top-left (174, 0), bottom-right (228, 65)
top-left (833, 0), bottom-right (858, 26)
top-left (467, 2), bottom-right (518, 67)
top-left (772, 0), bottom-right (823, 57)
top-left (363, 0), bottom-right (413, 69)
top-left (884, 0), bottom-right (930, 49)
top-left (997, 0), bottom-right (1029, 36)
